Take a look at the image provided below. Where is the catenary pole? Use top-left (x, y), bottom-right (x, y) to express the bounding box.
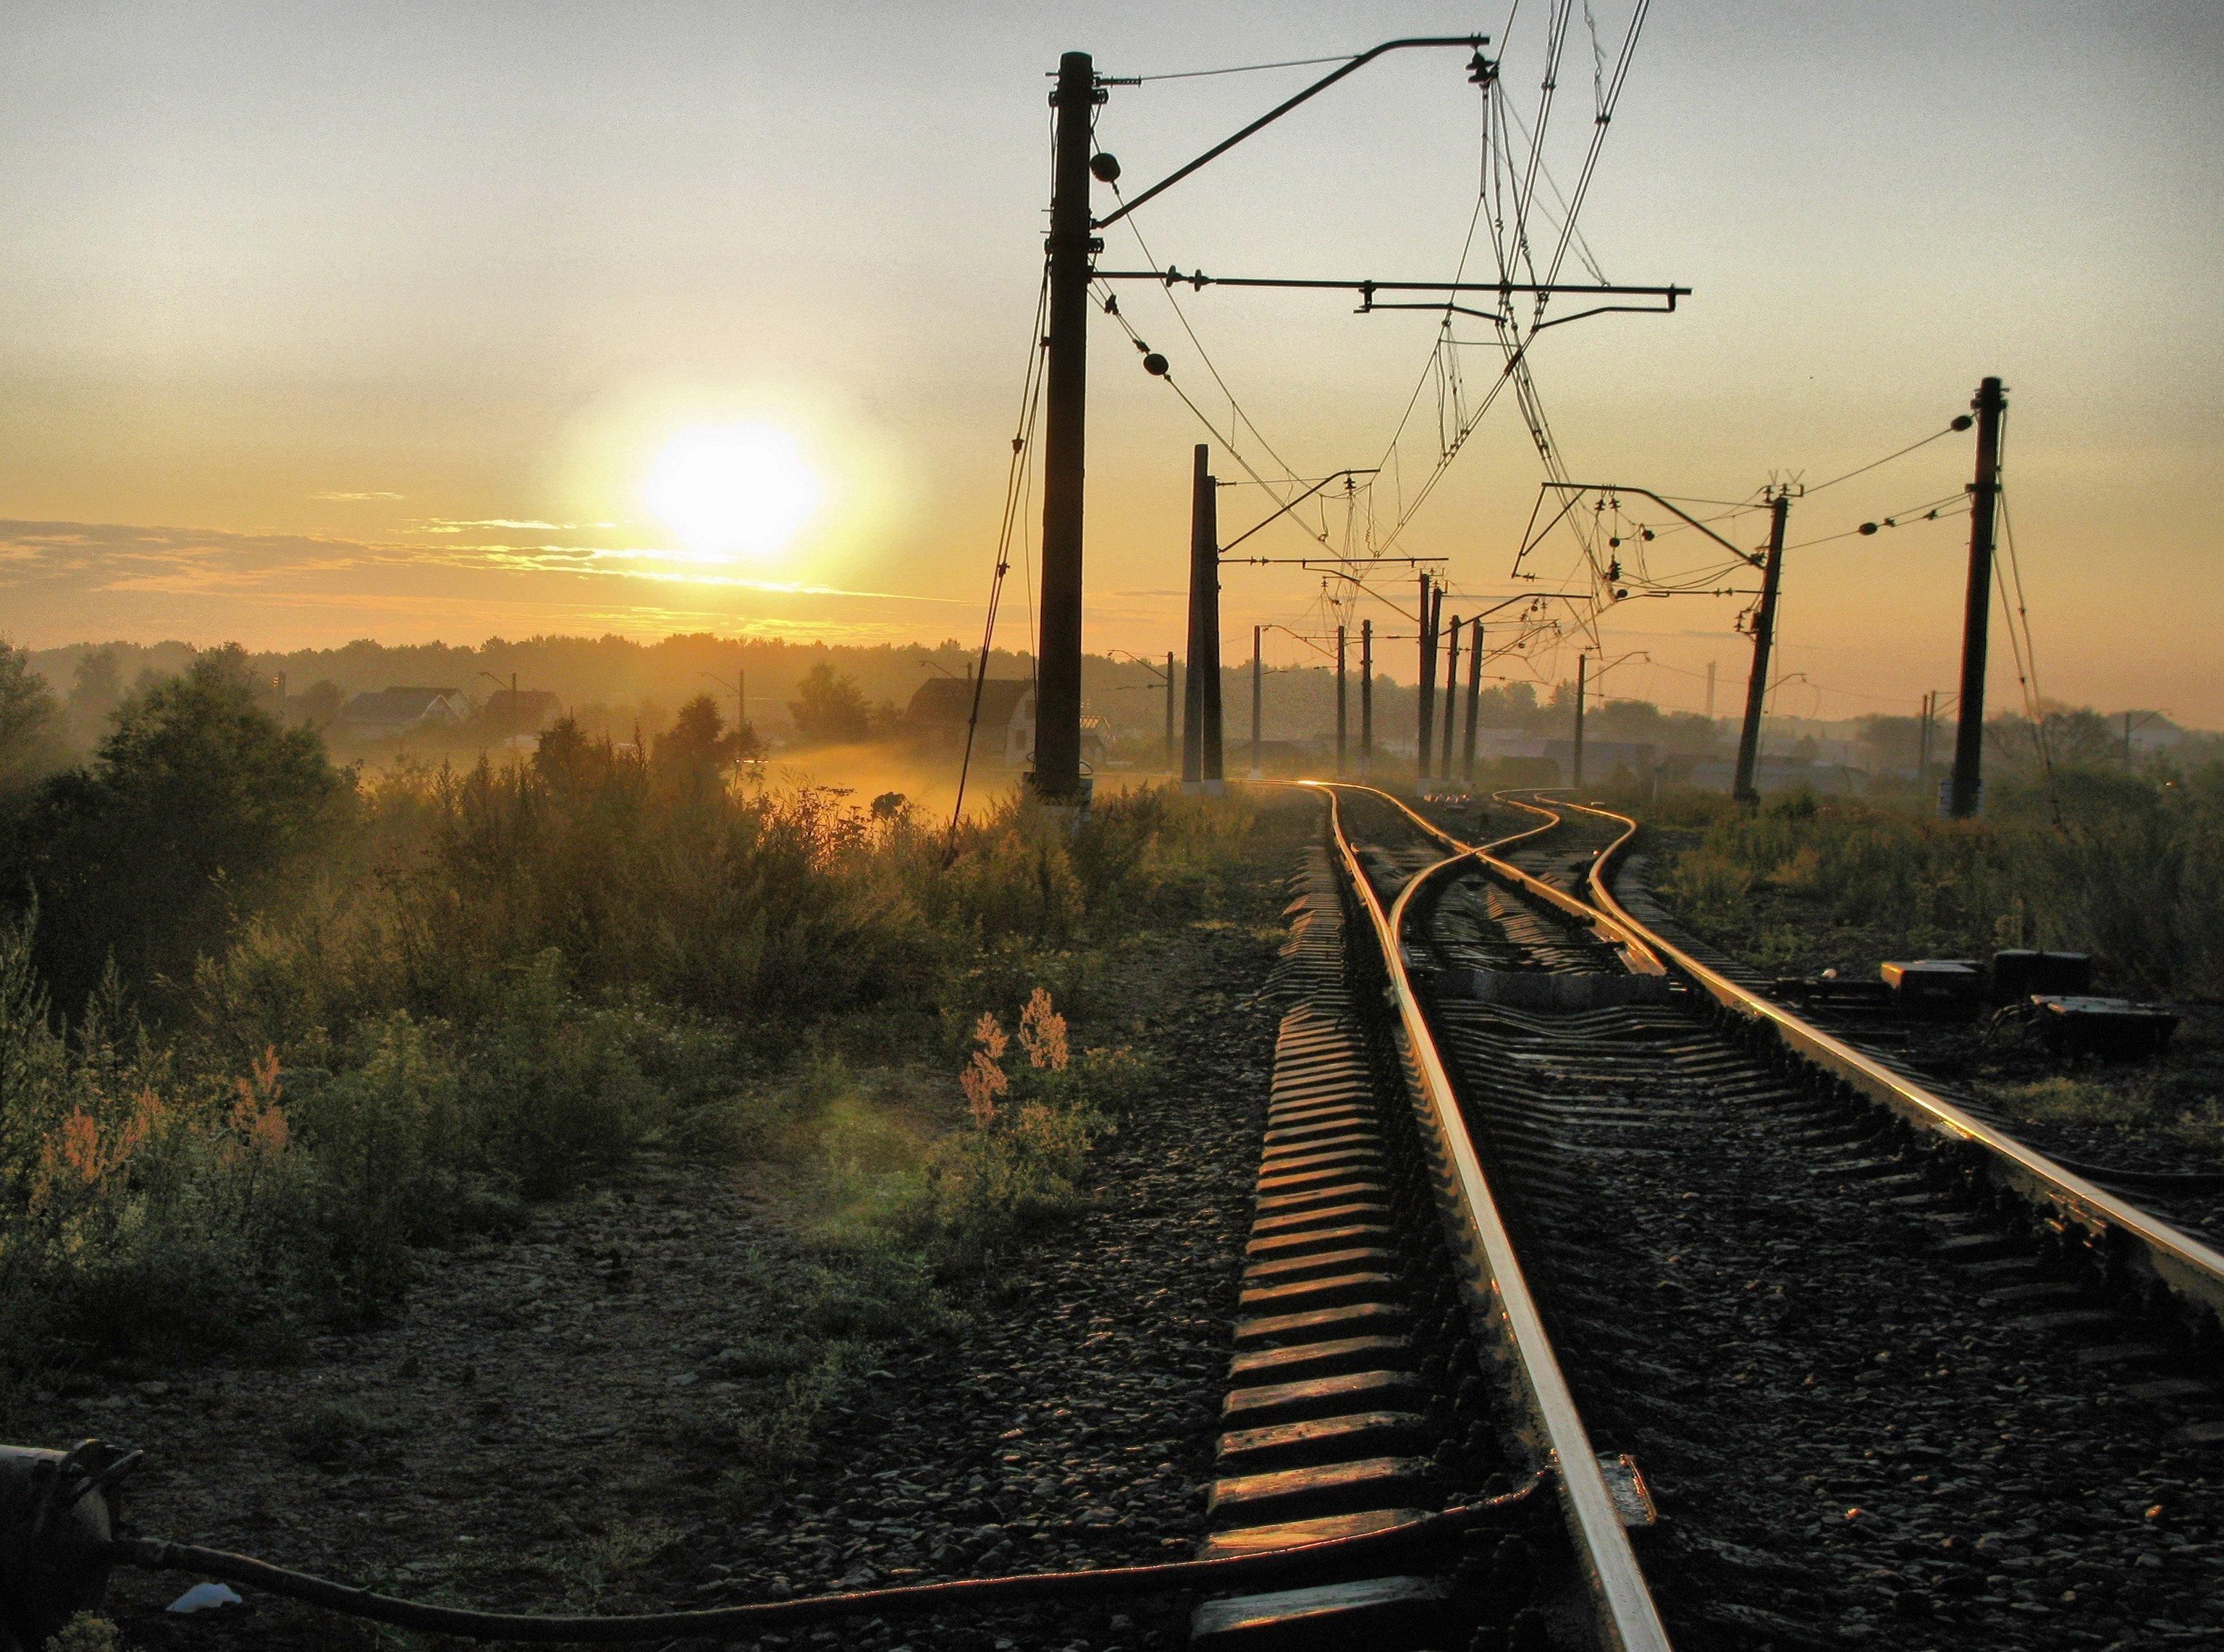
top-left (1250, 625), bottom-right (1263, 779)
top-left (1733, 492), bottom-right (1791, 804)
top-left (1949, 376), bottom-right (2007, 819)
top-left (1360, 620), bottom-right (1374, 774)
top-left (1916, 691), bottom-right (1934, 798)
top-left (1440, 615), bottom-right (1460, 777)
top-left (1335, 625), bottom-right (1347, 776)
top-left (1202, 474), bottom-right (1223, 785)
top-left (1573, 653), bottom-right (1588, 789)
top-left (1183, 444), bottom-right (1210, 785)
top-left (1164, 651), bottom-right (1176, 772)
top-left (1416, 573), bottom-right (1437, 785)
top-left (1032, 50), bottom-right (1098, 804)
top-left (1462, 618), bottom-right (1482, 780)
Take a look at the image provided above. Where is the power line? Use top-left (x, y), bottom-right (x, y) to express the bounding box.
top-left (1803, 421), bottom-right (1968, 494)
top-left (945, 261), bottom-right (1052, 856)
top-left (1123, 53), bottom-right (1360, 83)
top-left (1100, 181), bottom-right (1318, 505)
top-left (1780, 491), bottom-right (1969, 552)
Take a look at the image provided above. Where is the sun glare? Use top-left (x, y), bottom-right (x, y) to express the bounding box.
top-left (644, 423), bottom-right (822, 558)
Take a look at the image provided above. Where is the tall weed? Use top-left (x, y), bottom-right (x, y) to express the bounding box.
top-left (1651, 768), bottom-right (2224, 997)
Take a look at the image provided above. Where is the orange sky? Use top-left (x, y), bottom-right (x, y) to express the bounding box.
top-left (3, 1), bottom-right (2218, 723)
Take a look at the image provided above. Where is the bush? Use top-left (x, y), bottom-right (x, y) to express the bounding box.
top-left (920, 989), bottom-right (1142, 1271)
top-left (0, 922), bottom-right (306, 1357)
top-left (5, 648), bottom-right (346, 1017)
top-left (1, 747), bottom-right (1266, 1369)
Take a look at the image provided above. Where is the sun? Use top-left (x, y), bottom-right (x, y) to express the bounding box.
top-left (644, 423), bottom-right (822, 558)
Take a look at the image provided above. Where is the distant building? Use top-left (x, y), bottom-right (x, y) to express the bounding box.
top-left (907, 677), bottom-right (1033, 766)
top-left (904, 677), bottom-right (1103, 770)
top-left (340, 686), bottom-right (471, 738)
top-left (1465, 729), bottom-right (1657, 788)
top-left (1546, 738), bottom-right (1656, 790)
top-left (1667, 754), bottom-right (1871, 796)
top-left (479, 687), bottom-right (562, 736)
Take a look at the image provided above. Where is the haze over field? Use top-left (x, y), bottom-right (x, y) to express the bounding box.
top-left (3, 1), bottom-right (2218, 723)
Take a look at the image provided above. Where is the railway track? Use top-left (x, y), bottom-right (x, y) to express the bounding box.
top-left (1189, 784), bottom-right (2224, 1650)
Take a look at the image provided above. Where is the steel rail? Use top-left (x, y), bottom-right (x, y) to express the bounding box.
top-left (1307, 782), bottom-right (1674, 1651)
top-left (1335, 783), bottom-right (1666, 977)
top-left (1539, 794), bottom-right (2224, 1333)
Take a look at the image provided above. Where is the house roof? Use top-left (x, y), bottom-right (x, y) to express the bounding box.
top-left (907, 677), bottom-right (1032, 728)
top-left (342, 686), bottom-right (463, 723)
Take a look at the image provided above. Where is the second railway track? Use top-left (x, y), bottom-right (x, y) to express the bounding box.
top-left (1194, 783), bottom-right (2224, 1650)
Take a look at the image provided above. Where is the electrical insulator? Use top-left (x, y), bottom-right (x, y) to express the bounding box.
top-left (1858, 522), bottom-right (1879, 536)
top-left (1951, 414), bottom-right (1974, 432)
top-left (1090, 153), bottom-right (1122, 184)
top-left (1142, 353), bottom-right (1169, 376)
top-left (1608, 536), bottom-right (1620, 549)
top-left (1641, 528), bottom-right (1654, 541)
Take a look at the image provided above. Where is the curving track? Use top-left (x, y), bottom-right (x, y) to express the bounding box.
top-left (1191, 783), bottom-right (2224, 1650)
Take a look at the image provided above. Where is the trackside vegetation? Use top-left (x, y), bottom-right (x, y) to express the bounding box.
top-left (0, 644), bottom-right (1268, 1388)
top-left (1643, 767), bottom-right (2224, 1147)
top-left (1646, 770), bottom-right (2224, 998)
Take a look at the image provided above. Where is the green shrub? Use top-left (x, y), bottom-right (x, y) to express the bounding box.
top-left (287, 1011), bottom-right (471, 1309)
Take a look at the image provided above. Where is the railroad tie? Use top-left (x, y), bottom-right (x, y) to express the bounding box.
top-left (1189, 847), bottom-right (1465, 1651)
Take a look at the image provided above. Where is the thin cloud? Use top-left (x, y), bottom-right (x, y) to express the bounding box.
top-left (0, 518), bottom-right (977, 649)
top-left (413, 518), bottom-right (613, 534)
top-left (308, 490), bottom-right (403, 502)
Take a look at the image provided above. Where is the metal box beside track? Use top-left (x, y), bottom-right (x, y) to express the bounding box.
top-left (2031, 995), bottom-right (2178, 1060)
top-left (1879, 959), bottom-right (1987, 1019)
top-left (1992, 949), bottom-right (2094, 1003)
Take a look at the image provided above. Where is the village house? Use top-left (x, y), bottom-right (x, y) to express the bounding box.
top-left (904, 677), bottom-right (1105, 771)
top-left (339, 686), bottom-right (472, 738)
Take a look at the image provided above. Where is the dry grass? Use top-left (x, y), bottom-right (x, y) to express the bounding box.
top-left (0, 736), bottom-right (1272, 1382)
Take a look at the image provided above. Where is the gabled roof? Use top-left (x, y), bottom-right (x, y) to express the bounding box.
top-left (907, 677), bottom-right (1032, 728)
top-left (342, 686), bottom-right (465, 724)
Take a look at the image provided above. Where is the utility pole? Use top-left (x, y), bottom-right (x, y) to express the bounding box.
top-left (1440, 613), bottom-right (1460, 778)
top-left (274, 671), bottom-right (287, 725)
top-left (1462, 618), bottom-right (1483, 780)
top-left (1704, 659), bottom-right (1717, 722)
top-left (1164, 650), bottom-right (1176, 772)
top-left (1916, 691), bottom-right (1934, 793)
top-left (1182, 444), bottom-right (1224, 791)
top-left (1360, 620), bottom-right (1374, 774)
top-left (1032, 50), bottom-right (1099, 806)
top-left (1335, 625), bottom-right (1347, 776)
top-left (1250, 624), bottom-right (1263, 779)
top-left (1572, 653), bottom-right (1588, 789)
top-left (1733, 491), bottom-right (1792, 804)
top-left (1416, 573), bottom-right (1438, 785)
top-left (1950, 376), bottom-right (2007, 819)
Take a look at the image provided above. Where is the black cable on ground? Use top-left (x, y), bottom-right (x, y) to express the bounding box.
top-left (104, 1473), bottom-right (1549, 1643)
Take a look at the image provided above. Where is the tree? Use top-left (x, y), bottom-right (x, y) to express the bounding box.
top-left (297, 679), bottom-right (347, 728)
top-left (65, 647), bottom-right (124, 750)
top-left (652, 693), bottom-right (755, 781)
top-left (788, 662), bottom-right (871, 746)
top-left (1857, 715), bottom-right (1923, 775)
top-left (7, 646), bottom-right (348, 1015)
top-left (0, 644), bottom-right (67, 798)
